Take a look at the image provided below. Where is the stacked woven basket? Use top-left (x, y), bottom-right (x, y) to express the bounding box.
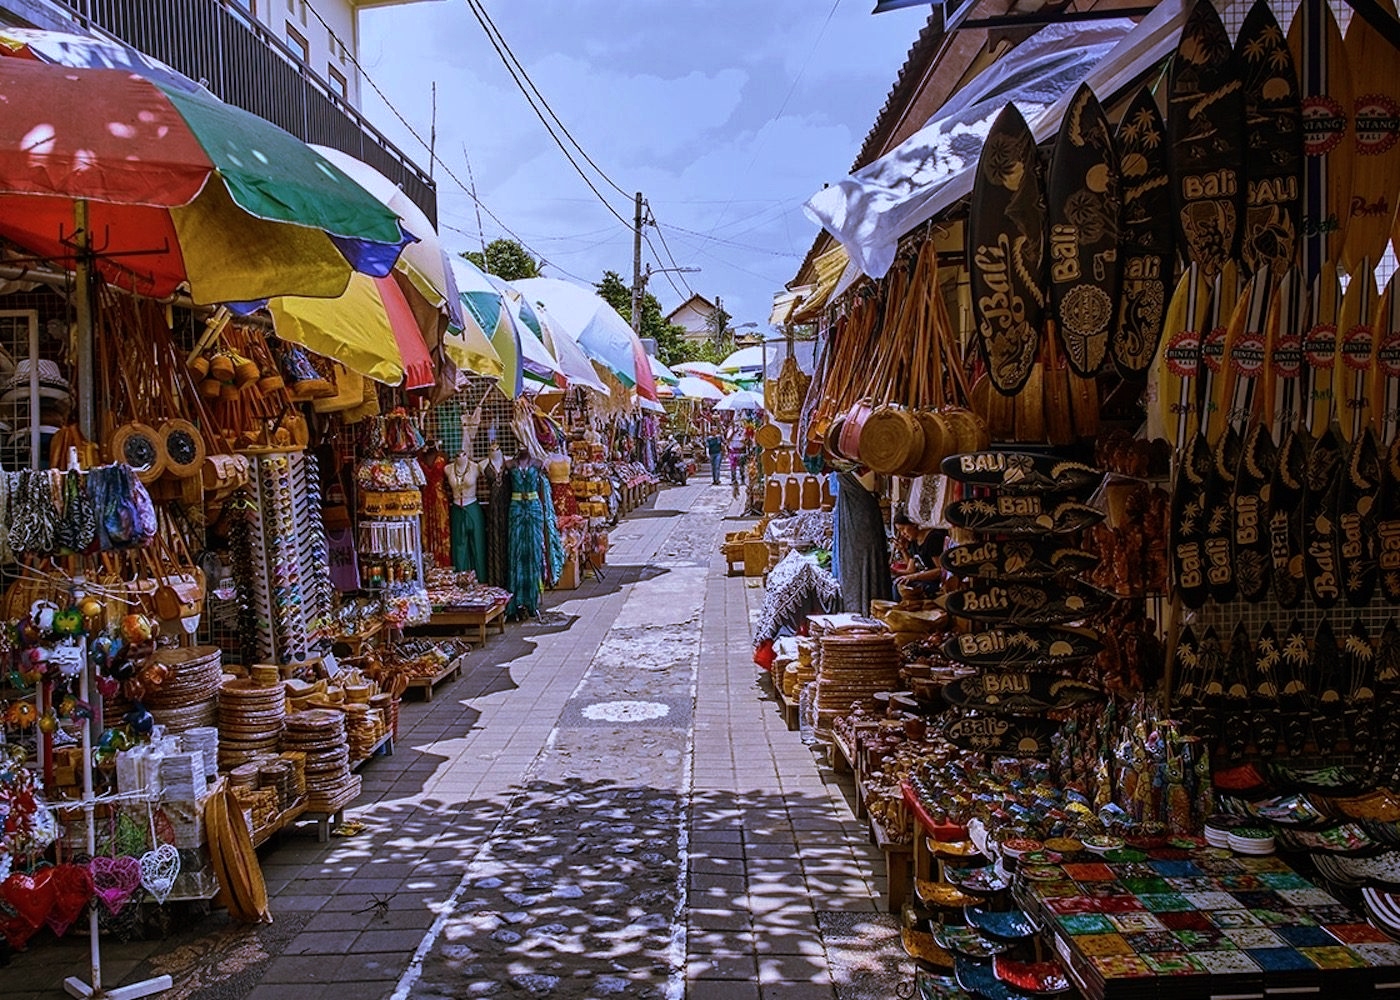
top-left (217, 677), bottom-right (287, 769)
top-left (282, 709), bottom-right (361, 812)
top-left (814, 627), bottom-right (901, 738)
top-left (145, 646), bottom-right (223, 733)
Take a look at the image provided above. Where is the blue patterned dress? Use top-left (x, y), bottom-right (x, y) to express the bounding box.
top-left (506, 462), bottom-right (563, 617)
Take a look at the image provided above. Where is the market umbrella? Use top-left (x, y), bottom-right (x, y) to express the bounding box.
top-left (451, 257), bottom-right (523, 398)
top-left (0, 26), bottom-right (205, 96)
top-left (268, 272), bottom-right (435, 389)
top-left (0, 57), bottom-right (408, 304)
top-left (673, 361), bottom-right (720, 377)
top-left (649, 355), bottom-right (680, 386)
top-left (512, 277), bottom-right (658, 402)
top-left (718, 346), bottom-right (765, 373)
top-left (509, 293), bottom-right (610, 395)
top-left (714, 388), bottom-right (766, 412)
top-left (676, 375), bottom-right (724, 401)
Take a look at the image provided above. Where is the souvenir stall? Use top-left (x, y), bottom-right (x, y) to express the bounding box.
top-left (757, 0), bottom-right (1400, 993)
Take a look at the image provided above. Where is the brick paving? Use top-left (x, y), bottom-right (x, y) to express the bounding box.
top-left (0, 481), bottom-right (906, 999)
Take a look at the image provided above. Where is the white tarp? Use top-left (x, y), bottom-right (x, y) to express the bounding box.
top-left (804, 0), bottom-right (1191, 284)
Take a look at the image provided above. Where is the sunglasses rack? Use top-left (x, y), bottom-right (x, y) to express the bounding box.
top-left (244, 451), bottom-right (334, 665)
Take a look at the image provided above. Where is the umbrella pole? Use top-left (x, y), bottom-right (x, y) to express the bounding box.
top-left (73, 200), bottom-right (96, 442)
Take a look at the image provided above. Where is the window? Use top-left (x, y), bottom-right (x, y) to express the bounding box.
top-left (286, 24), bottom-right (309, 63)
top-left (285, 0), bottom-right (306, 25)
top-left (328, 65), bottom-right (347, 101)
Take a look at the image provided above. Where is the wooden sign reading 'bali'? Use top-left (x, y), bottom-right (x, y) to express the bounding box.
top-left (942, 672), bottom-right (1102, 715)
top-left (942, 625), bottom-right (1103, 669)
top-left (1047, 84), bottom-right (1120, 378)
top-left (940, 538), bottom-right (1097, 580)
top-left (938, 581), bottom-right (1113, 625)
top-left (946, 497), bottom-right (1104, 534)
top-left (969, 102), bottom-right (1046, 395)
top-left (1113, 86), bottom-right (1174, 378)
top-left (940, 451), bottom-right (1102, 494)
top-left (943, 714), bottom-right (1060, 757)
top-left (1168, 0), bottom-right (1245, 278)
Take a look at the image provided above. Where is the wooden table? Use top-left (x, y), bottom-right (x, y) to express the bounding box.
top-left (426, 600), bottom-right (508, 643)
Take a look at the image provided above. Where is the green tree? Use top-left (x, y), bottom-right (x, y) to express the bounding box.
top-left (462, 238), bottom-right (541, 281)
top-left (594, 270), bottom-right (690, 365)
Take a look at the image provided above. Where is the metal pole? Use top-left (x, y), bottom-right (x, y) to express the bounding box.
top-left (73, 201), bottom-right (95, 442)
top-left (631, 191), bottom-right (643, 334)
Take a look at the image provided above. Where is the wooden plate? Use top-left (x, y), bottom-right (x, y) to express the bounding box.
top-left (1112, 85), bottom-right (1174, 379)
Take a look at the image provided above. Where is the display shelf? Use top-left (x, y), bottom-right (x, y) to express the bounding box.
top-left (869, 814), bottom-right (911, 914)
top-left (250, 798), bottom-right (308, 849)
top-left (421, 600), bottom-right (508, 644)
top-left (773, 680), bottom-right (799, 732)
top-left (350, 731), bottom-right (394, 771)
top-left (302, 781), bottom-right (364, 843)
top-left (830, 730), bottom-right (854, 776)
top-left (402, 653), bottom-right (467, 702)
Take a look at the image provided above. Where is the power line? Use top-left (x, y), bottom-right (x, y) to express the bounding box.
top-left (662, 223), bottom-right (804, 259)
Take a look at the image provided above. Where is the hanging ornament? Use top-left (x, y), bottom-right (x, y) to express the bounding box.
top-left (89, 856), bottom-right (142, 916)
top-left (138, 843), bottom-right (180, 904)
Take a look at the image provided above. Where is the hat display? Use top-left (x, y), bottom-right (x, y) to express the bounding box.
top-left (0, 359), bottom-right (72, 407)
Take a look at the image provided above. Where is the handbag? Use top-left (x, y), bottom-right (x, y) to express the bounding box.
top-left (149, 519), bottom-right (206, 623)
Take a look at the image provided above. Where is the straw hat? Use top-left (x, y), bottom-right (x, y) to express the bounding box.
top-left (0, 360), bottom-right (72, 408)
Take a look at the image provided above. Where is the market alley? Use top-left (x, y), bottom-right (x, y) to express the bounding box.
top-left (4, 480), bottom-right (903, 1000)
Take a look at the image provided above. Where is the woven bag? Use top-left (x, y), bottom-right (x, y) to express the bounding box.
top-left (771, 355), bottom-right (810, 423)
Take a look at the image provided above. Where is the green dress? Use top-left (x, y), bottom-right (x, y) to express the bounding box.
top-left (506, 462), bottom-right (563, 617)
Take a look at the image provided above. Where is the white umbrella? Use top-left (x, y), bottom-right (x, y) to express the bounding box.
top-left (673, 361), bottom-right (720, 377)
top-left (714, 388), bottom-right (765, 411)
top-left (676, 375), bottom-right (724, 401)
top-left (507, 292), bottom-right (610, 395)
top-left (649, 355), bottom-right (680, 385)
top-left (719, 345), bottom-right (765, 372)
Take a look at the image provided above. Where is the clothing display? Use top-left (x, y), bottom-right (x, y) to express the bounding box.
top-left (504, 460), bottom-right (563, 618)
top-left (833, 471), bottom-right (888, 616)
top-left (450, 501), bottom-right (486, 580)
top-left (418, 452), bottom-right (451, 569)
top-left (483, 458), bottom-right (509, 590)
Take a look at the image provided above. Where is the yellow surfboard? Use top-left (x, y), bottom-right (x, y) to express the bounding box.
top-left (1264, 267), bottom-right (1309, 438)
top-left (1342, 0), bottom-right (1400, 271)
top-left (1371, 274), bottom-right (1400, 444)
top-left (1305, 261), bottom-right (1343, 436)
top-left (1337, 257), bottom-right (1377, 442)
top-left (1154, 264), bottom-right (1210, 449)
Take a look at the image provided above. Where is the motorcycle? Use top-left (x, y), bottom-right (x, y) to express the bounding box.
top-left (657, 441), bottom-right (687, 484)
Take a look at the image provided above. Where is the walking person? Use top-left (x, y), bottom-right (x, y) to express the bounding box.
top-left (727, 425), bottom-right (746, 487)
top-left (705, 428), bottom-right (723, 485)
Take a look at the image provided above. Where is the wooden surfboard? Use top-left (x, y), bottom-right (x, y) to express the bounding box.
top-left (1171, 431), bottom-right (1214, 609)
top-left (1168, 0), bottom-right (1245, 278)
top-left (1304, 262), bottom-right (1343, 437)
top-left (1279, 615), bottom-right (1312, 753)
top-left (1203, 424), bottom-right (1241, 604)
top-left (1338, 427), bottom-right (1380, 605)
top-left (1371, 275), bottom-right (1400, 445)
top-left (941, 625), bottom-right (1103, 669)
top-left (1198, 263), bottom-right (1242, 447)
top-left (1234, 420), bottom-right (1278, 602)
top-left (1338, 258), bottom-right (1378, 442)
top-left (1270, 426), bottom-right (1310, 608)
top-left (1252, 622), bottom-right (1283, 753)
top-left (1304, 424), bottom-right (1344, 607)
top-left (1343, 0), bottom-right (1400, 271)
top-left (1222, 622), bottom-right (1253, 756)
top-left (942, 672), bottom-right (1102, 715)
top-left (1047, 83), bottom-right (1120, 378)
top-left (940, 451), bottom-right (1102, 494)
top-left (1288, 0), bottom-right (1355, 283)
top-left (1384, 437), bottom-right (1400, 602)
top-left (1218, 268), bottom-right (1274, 439)
top-left (1313, 618), bottom-right (1345, 751)
top-left (1153, 264), bottom-right (1210, 447)
top-left (1113, 86), bottom-right (1174, 379)
top-left (939, 538), bottom-right (1097, 580)
top-left (1343, 617), bottom-right (1376, 755)
top-left (1237, 0), bottom-right (1303, 278)
top-left (944, 714), bottom-right (1060, 758)
top-left (937, 581), bottom-right (1114, 625)
top-left (1265, 268), bottom-right (1309, 438)
top-left (969, 102), bottom-right (1045, 395)
top-left (944, 496), bottom-right (1104, 535)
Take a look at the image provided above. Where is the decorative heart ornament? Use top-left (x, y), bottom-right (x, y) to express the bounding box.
top-left (1, 867), bottom-right (55, 929)
top-left (46, 863), bottom-right (94, 937)
top-left (139, 843), bottom-right (180, 904)
top-left (90, 856), bottom-right (142, 915)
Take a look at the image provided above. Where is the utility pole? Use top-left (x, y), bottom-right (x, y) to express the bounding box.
top-left (631, 191), bottom-right (644, 334)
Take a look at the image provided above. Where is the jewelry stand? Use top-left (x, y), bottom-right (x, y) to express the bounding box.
top-left (61, 583), bottom-right (171, 1000)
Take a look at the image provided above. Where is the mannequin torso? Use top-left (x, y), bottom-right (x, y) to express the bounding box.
top-left (445, 454), bottom-right (480, 505)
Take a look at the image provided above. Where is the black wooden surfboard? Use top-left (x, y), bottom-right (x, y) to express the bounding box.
top-left (1304, 424), bottom-right (1344, 608)
top-left (1197, 626), bottom-right (1227, 742)
top-left (1168, 0), bottom-right (1245, 278)
top-left (940, 451), bottom-right (1102, 494)
top-left (1113, 86), bottom-right (1174, 379)
top-left (941, 626), bottom-right (1103, 669)
top-left (1343, 617), bottom-right (1376, 755)
top-left (1171, 431), bottom-right (1214, 609)
top-left (1233, 421), bottom-right (1277, 602)
top-left (1236, 0), bottom-right (1303, 278)
top-left (1338, 427), bottom-right (1380, 605)
top-left (1313, 618), bottom-right (1346, 751)
top-left (945, 497), bottom-right (1104, 535)
top-left (1203, 426), bottom-right (1241, 603)
top-left (1173, 624), bottom-right (1204, 717)
top-left (942, 672), bottom-right (1102, 715)
top-left (1047, 83), bottom-right (1120, 377)
top-left (1252, 621), bottom-right (1283, 753)
top-left (938, 581), bottom-right (1113, 625)
top-left (1280, 615), bottom-right (1312, 753)
top-left (944, 714), bottom-right (1060, 757)
top-left (1378, 617), bottom-right (1400, 690)
top-left (969, 102), bottom-right (1046, 394)
top-left (1270, 426), bottom-right (1310, 608)
top-left (1381, 436), bottom-right (1400, 602)
top-left (1223, 622), bottom-right (1253, 757)
top-left (940, 539), bottom-right (1097, 580)
top-left (1288, 0), bottom-right (1355, 284)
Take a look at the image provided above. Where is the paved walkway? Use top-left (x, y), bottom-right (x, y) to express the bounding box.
top-left (2, 482), bottom-right (905, 999)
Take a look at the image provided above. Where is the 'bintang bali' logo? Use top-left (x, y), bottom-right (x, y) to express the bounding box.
top-left (1166, 330), bottom-right (1201, 379)
top-left (1354, 94), bottom-right (1400, 155)
top-left (1302, 95), bottom-right (1348, 156)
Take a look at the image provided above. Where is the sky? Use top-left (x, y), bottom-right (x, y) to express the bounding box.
top-left (356, 0), bottom-right (930, 328)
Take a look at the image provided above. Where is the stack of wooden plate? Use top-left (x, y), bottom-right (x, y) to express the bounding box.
top-left (282, 709), bottom-right (357, 811)
top-left (814, 629), bottom-right (901, 737)
top-left (344, 704), bottom-right (385, 762)
top-left (146, 646), bottom-right (225, 733)
top-left (177, 726), bottom-right (220, 778)
top-left (259, 758), bottom-right (298, 811)
top-left (217, 679), bottom-right (287, 769)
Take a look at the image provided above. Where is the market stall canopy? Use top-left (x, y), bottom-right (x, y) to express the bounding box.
top-left (0, 58), bottom-right (410, 303)
top-left (803, 0), bottom-right (1187, 284)
top-left (649, 355), bottom-right (680, 385)
top-left (451, 257), bottom-right (523, 397)
top-left (676, 375), bottom-right (724, 401)
top-left (714, 388), bottom-right (766, 412)
top-left (514, 307), bottom-right (565, 386)
top-left (719, 346), bottom-right (765, 373)
top-left (513, 295), bottom-right (610, 395)
top-left (268, 272), bottom-right (435, 388)
top-left (0, 26), bottom-right (204, 95)
top-left (513, 277), bottom-right (659, 402)
top-left (673, 361), bottom-right (720, 377)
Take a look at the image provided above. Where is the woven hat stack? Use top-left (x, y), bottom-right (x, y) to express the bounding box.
top-left (145, 647), bottom-right (223, 733)
top-left (217, 678), bottom-right (287, 769)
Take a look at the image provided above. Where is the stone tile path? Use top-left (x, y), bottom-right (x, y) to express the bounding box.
top-left (1, 481), bottom-right (905, 999)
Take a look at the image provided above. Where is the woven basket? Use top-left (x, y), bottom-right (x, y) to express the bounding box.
top-left (858, 404), bottom-right (925, 475)
top-left (770, 355), bottom-right (810, 423)
top-left (755, 423), bottom-right (783, 450)
top-left (913, 410), bottom-right (953, 474)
